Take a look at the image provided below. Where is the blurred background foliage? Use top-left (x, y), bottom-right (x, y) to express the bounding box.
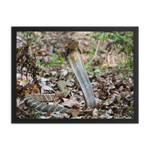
top-left (17, 31), bottom-right (134, 76)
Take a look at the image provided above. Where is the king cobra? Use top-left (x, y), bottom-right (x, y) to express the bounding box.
top-left (25, 40), bottom-right (96, 116)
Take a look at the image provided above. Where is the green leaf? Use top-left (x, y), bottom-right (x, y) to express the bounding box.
top-left (88, 46), bottom-right (94, 49)
top-left (117, 98), bottom-right (122, 102)
top-left (87, 62), bottom-right (92, 65)
top-left (129, 111), bottom-right (132, 114)
top-left (88, 56), bottom-right (93, 59)
top-left (96, 73), bottom-right (101, 76)
top-left (31, 34), bottom-right (34, 38)
top-left (88, 52), bottom-right (94, 55)
top-left (110, 33), bottom-right (114, 36)
top-left (85, 62), bottom-right (88, 66)
top-left (59, 57), bottom-right (65, 61)
top-left (100, 37), bottom-right (103, 41)
top-left (90, 72), bottom-right (94, 74)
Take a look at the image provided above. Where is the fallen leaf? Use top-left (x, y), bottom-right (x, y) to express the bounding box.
top-left (119, 86), bottom-right (124, 92)
top-left (95, 98), bottom-right (103, 108)
top-left (40, 77), bottom-right (49, 83)
top-left (42, 85), bottom-right (53, 91)
top-left (56, 90), bottom-right (65, 98)
top-left (60, 69), bottom-right (68, 76)
top-left (103, 101), bottom-right (112, 106)
top-left (105, 114), bottom-right (113, 119)
top-left (50, 112), bottom-right (65, 119)
top-left (107, 109), bottom-right (113, 115)
top-left (17, 73), bottom-right (21, 79)
top-left (84, 107), bottom-right (93, 113)
top-left (108, 84), bottom-right (115, 91)
top-left (31, 84), bottom-right (40, 94)
top-left (19, 80), bottom-right (28, 87)
top-left (38, 116), bottom-right (51, 119)
top-left (54, 97), bottom-right (59, 102)
top-left (99, 115), bottom-right (106, 119)
top-left (51, 71), bottom-right (57, 76)
top-left (62, 99), bottom-right (81, 108)
top-left (24, 88), bottom-right (30, 97)
top-left (16, 97), bottom-right (22, 107)
top-left (63, 113), bottom-right (70, 118)
top-left (72, 109), bottom-right (81, 117)
top-left (74, 116), bottom-right (83, 119)
top-left (47, 111), bottom-right (50, 116)
top-left (92, 108), bottom-right (98, 117)
top-left (77, 91), bottom-right (83, 95)
top-left (62, 98), bottom-right (69, 102)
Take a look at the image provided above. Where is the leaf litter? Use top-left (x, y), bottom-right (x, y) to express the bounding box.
top-left (16, 32), bottom-right (134, 119)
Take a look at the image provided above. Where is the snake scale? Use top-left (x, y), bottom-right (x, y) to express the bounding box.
top-left (25, 40), bottom-right (96, 116)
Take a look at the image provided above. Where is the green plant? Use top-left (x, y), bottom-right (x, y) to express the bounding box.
top-left (59, 57), bottom-right (65, 64)
top-left (34, 112), bottom-right (42, 118)
top-left (91, 31), bottom-right (134, 69)
top-left (117, 98), bottom-right (122, 103)
top-left (36, 53), bottom-right (60, 67)
top-left (85, 62), bottom-right (93, 74)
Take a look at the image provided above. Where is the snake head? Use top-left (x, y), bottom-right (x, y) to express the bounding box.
top-left (66, 40), bottom-right (81, 57)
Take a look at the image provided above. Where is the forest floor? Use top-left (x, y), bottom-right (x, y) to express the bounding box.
top-left (16, 31), bottom-right (134, 119)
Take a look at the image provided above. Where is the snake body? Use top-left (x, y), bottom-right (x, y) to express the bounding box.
top-left (25, 81), bottom-right (74, 115)
top-left (25, 40), bottom-right (96, 115)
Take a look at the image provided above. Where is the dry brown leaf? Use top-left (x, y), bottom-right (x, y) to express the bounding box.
top-left (16, 97), bottom-right (20, 107)
top-left (31, 84), bottom-right (40, 94)
top-left (62, 98), bottom-right (69, 102)
top-left (95, 98), bottom-right (102, 108)
top-left (92, 108), bottom-right (98, 117)
top-left (19, 80), bottom-right (28, 87)
top-left (99, 115), bottom-right (106, 119)
top-left (47, 111), bottom-right (50, 116)
top-left (72, 109), bottom-right (81, 117)
top-left (54, 97), bottom-right (59, 102)
top-left (16, 108), bottom-right (22, 116)
top-left (62, 99), bottom-right (81, 108)
top-left (82, 53), bottom-right (89, 63)
top-left (95, 91), bottom-right (101, 99)
top-left (51, 113), bottom-right (64, 119)
top-left (42, 85), bottom-right (53, 91)
top-left (56, 90), bottom-right (64, 98)
top-left (119, 86), bottom-right (124, 92)
top-left (24, 88), bottom-right (30, 97)
top-left (34, 32), bottom-right (42, 36)
top-left (63, 113), bottom-right (71, 119)
top-left (120, 92), bottom-right (126, 99)
top-left (23, 110), bottom-right (33, 117)
top-left (84, 107), bottom-right (93, 113)
top-left (108, 84), bottom-right (115, 91)
top-left (18, 102), bottom-right (28, 110)
top-left (60, 69), bottom-right (68, 76)
top-left (122, 88), bottom-right (126, 92)
top-left (17, 73), bottom-right (22, 79)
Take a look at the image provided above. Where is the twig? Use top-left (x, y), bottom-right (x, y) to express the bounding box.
top-left (91, 40), bottom-right (100, 62)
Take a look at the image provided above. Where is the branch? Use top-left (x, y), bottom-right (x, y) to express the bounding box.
top-left (91, 40), bottom-right (100, 62)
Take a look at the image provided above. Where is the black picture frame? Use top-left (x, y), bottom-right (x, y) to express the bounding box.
top-left (12, 27), bottom-right (138, 123)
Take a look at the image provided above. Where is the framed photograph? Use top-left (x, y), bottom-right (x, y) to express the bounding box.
top-left (12, 27), bottom-right (138, 123)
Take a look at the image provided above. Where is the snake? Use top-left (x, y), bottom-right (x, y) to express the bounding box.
top-left (25, 40), bottom-right (96, 116)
